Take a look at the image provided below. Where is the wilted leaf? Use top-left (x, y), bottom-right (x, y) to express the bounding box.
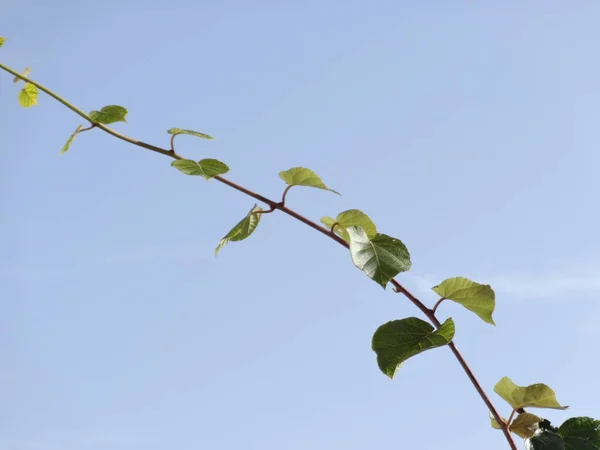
top-left (511, 413), bottom-right (543, 439)
top-left (171, 158), bottom-right (229, 180)
top-left (372, 317), bottom-right (454, 379)
top-left (18, 83), bottom-right (38, 107)
top-left (431, 276), bottom-right (496, 325)
top-left (321, 209), bottom-right (377, 242)
top-left (526, 430), bottom-right (566, 450)
top-left (167, 128), bottom-right (214, 140)
top-left (494, 377), bottom-right (568, 410)
top-left (215, 205), bottom-right (262, 255)
top-left (279, 167), bottom-right (340, 195)
top-left (89, 105), bottom-right (128, 124)
top-left (347, 226), bottom-right (411, 289)
top-left (60, 125), bottom-right (83, 154)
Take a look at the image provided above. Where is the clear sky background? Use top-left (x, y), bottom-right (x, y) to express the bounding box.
top-left (1, 2), bottom-right (599, 449)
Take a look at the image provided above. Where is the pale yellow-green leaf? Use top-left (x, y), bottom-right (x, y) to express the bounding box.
top-left (432, 276), bottom-right (496, 325)
top-left (279, 167), bottom-right (340, 195)
top-left (494, 377), bottom-right (568, 410)
top-left (18, 83), bottom-right (38, 107)
top-left (60, 125), bottom-right (83, 154)
top-left (13, 67), bottom-right (31, 83)
top-left (0, 36), bottom-right (6, 48)
top-left (510, 412), bottom-right (542, 439)
top-left (321, 209), bottom-right (377, 242)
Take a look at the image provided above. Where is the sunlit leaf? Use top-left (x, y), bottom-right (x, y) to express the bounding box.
top-left (89, 105), bottom-right (128, 124)
top-left (13, 67), bottom-right (31, 83)
top-left (431, 276), bottom-right (496, 325)
top-left (321, 209), bottom-right (377, 242)
top-left (171, 158), bottom-right (229, 180)
top-left (279, 167), bottom-right (340, 195)
top-left (511, 413), bottom-right (543, 439)
top-left (215, 205), bottom-right (262, 255)
top-left (526, 429), bottom-right (566, 450)
top-left (491, 414), bottom-right (508, 430)
top-left (0, 37), bottom-right (6, 48)
top-left (494, 377), bottom-right (568, 410)
top-left (347, 226), bottom-right (411, 289)
top-left (558, 417), bottom-right (600, 450)
top-left (18, 83), bottom-right (38, 108)
top-left (60, 125), bottom-right (83, 154)
top-left (372, 317), bottom-right (454, 379)
top-left (167, 128), bottom-right (214, 140)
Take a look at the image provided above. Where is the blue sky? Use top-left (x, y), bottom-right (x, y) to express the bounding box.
top-left (2, 2), bottom-right (599, 449)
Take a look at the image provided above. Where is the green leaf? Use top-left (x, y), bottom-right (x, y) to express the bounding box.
top-left (558, 417), bottom-right (600, 450)
top-left (60, 125), bottom-right (83, 154)
top-left (0, 37), bottom-right (6, 48)
top-left (13, 67), bottom-right (31, 83)
top-left (491, 415), bottom-right (508, 430)
top-left (320, 209), bottom-right (377, 242)
top-left (215, 205), bottom-right (262, 255)
top-left (511, 413), bottom-right (543, 439)
top-left (167, 128), bottom-right (214, 140)
top-left (372, 317), bottom-right (455, 379)
top-left (526, 430), bottom-right (566, 450)
top-left (347, 226), bottom-right (411, 289)
top-left (431, 276), bottom-right (496, 325)
top-left (171, 158), bottom-right (229, 180)
top-left (18, 83), bottom-right (38, 108)
top-left (279, 167), bottom-right (340, 195)
top-left (494, 377), bottom-right (568, 410)
top-left (89, 105), bottom-right (128, 124)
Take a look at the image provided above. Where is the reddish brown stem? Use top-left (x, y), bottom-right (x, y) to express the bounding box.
top-left (0, 67), bottom-right (517, 450)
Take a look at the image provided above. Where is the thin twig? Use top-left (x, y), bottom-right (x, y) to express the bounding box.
top-left (432, 297), bottom-right (446, 314)
top-left (0, 65), bottom-right (518, 450)
top-left (281, 185), bottom-right (293, 205)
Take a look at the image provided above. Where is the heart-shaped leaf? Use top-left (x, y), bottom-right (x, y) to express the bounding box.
top-left (215, 205), bottom-right (263, 255)
top-left (171, 158), bottom-right (229, 180)
top-left (494, 377), bottom-right (568, 410)
top-left (89, 105), bottom-right (128, 124)
top-left (321, 209), bottom-right (377, 242)
top-left (167, 128), bottom-right (214, 140)
top-left (279, 167), bottom-right (340, 195)
top-left (372, 317), bottom-right (455, 379)
top-left (431, 276), bottom-right (496, 325)
top-left (347, 226), bottom-right (411, 289)
top-left (18, 83), bottom-right (38, 108)
top-left (60, 125), bottom-right (83, 154)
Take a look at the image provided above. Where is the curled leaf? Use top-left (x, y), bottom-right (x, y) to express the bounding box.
top-left (60, 125), bottom-right (83, 154)
top-left (167, 128), bottom-right (214, 140)
top-left (215, 205), bottom-right (263, 255)
top-left (89, 105), bottom-right (128, 124)
top-left (13, 67), bottom-right (31, 83)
